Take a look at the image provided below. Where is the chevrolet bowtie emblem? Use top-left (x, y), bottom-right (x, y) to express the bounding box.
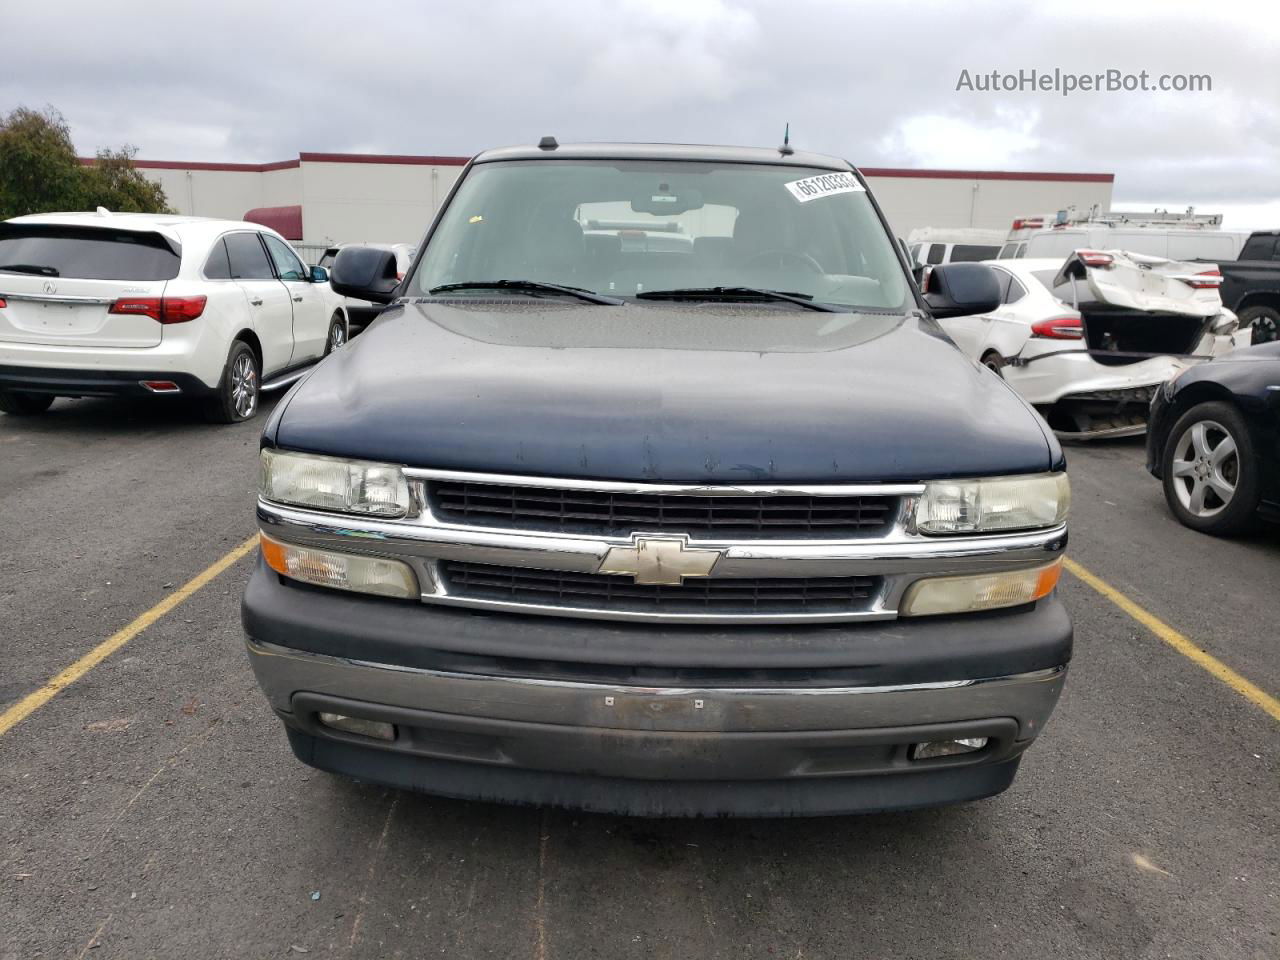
top-left (598, 536), bottom-right (722, 585)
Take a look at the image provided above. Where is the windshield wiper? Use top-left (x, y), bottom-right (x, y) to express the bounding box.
top-left (634, 286), bottom-right (839, 312)
top-left (0, 263), bottom-right (60, 276)
top-left (429, 280), bottom-right (623, 306)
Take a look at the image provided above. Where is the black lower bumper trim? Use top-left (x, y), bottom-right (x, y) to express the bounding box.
top-left (285, 726), bottom-right (1022, 817)
top-left (0, 365), bottom-right (213, 398)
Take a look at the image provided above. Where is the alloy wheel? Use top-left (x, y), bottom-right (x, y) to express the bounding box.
top-left (231, 353), bottom-right (258, 419)
top-left (1169, 419), bottom-right (1238, 517)
top-left (330, 320), bottom-right (346, 350)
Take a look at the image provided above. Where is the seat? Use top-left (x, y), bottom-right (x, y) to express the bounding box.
top-left (523, 215), bottom-right (586, 284)
top-left (693, 236), bottom-right (734, 269)
top-left (583, 233), bottom-right (622, 290)
top-left (732, 208), bottom-right (778, 262)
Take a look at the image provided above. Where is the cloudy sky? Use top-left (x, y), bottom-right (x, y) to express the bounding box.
top-left (5, 0), bottom-right (1278, 226)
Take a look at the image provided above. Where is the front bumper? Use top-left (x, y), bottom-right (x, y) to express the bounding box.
top-left (243, 563), bottom-right (1071, 816)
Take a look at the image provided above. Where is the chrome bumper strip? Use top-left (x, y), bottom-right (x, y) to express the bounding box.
top-left (247, 639), bottom-right (1068, 739)
top-left (0, 290), bottom-right (118, 306)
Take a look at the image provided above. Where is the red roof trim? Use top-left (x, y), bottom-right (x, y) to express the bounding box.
top-left (79, 157), bottom-right (301, 172)
top-left (243, 205), bottom-right (304, 241)
top-left (860, 167), bottom-right (1114, 184)
top-left (298, 151), bottom-right (471, 166)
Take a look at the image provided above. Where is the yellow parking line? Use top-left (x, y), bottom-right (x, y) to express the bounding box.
top-left (1064, 556), bottom-right (1280, 723)
top-left (0, 535), bottom-right (258, 738)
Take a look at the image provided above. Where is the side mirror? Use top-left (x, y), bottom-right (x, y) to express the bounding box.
top-left (309, 264), bottom-right (329, 283)
top-left (923, 262), bottom-right (1001, 318)
top-left (330, 247), bottom-right (400, 304)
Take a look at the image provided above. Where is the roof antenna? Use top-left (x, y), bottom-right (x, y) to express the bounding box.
top-left (537, 135), bottom-right (559, 151)
top-left (778, 123), bottom-right (794, 157)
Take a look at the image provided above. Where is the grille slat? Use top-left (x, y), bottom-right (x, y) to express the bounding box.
top-left (428, 482), bottom-right (896, 538)
top-left (441, 561), bottom-right (880, 615)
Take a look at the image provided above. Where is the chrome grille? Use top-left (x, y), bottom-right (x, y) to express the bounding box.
top-left (426, 481), bottom-right (896, 538)
top-left (440, 561), bottom-right (881, 616)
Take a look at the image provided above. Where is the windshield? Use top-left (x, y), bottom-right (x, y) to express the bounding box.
top-left (412, 159), bottom-right (910, 312)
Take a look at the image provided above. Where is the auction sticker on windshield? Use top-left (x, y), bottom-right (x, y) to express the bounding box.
top-left (784, 172), bottom-right (865, 203)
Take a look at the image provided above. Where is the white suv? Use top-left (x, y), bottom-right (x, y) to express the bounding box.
top-left (0, 212), bottom-right (349, 421)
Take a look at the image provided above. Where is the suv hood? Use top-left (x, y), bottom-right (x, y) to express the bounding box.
top-left (272, 300), bottom-right (1057, 482)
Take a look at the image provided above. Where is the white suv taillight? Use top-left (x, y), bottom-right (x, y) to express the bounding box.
top-left (109, 295), bottom-right (207, 324)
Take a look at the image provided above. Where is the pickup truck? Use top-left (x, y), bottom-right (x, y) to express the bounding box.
top-left (242, 141), bottom-right (1073, 817)
top-left (1211, 230), bottom-right (1280, 343)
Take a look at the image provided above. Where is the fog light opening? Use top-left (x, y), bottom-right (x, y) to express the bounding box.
top-left (910, 737), bottom-right (989, 761)
top-left (318, 711), bottom-right (396, 742)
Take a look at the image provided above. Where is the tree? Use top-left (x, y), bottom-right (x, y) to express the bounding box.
top-left (0, 106), bottom-right (172, 220)
top-left (81, 146), bottom-right (172, 214)
top-left (0, 107), bottom-right (82, 218)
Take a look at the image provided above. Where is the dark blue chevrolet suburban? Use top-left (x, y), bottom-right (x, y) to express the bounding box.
top-left (241, 141), bottom-right (1072, 817)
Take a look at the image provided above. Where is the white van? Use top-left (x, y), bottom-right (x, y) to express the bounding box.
top-left (997, 212), bottom-right (1249, 262)
top-left (906, 227), bottom-right (1005, 266)
top-left (999, 227), bottom-right (1248, 262)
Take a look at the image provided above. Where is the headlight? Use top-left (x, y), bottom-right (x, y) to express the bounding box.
top-left (900, 559), bottom-right (1062, 617)
top-left (260, 449), bottom-right (410, 518)
top-left (260, 533), bottom-right (419, 599)
top-left (914, 472), bottom-right (1069, 535)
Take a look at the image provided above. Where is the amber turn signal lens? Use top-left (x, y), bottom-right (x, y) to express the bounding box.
top-left (259, 532), bottom-right (419, 599)
top-left (900, 557), bottom-right (1063, 617)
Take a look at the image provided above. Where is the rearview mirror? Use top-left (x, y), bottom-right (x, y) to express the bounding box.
top-left (631, 186), bottom-right (703, 216)
top-left (330, 247), bottom-right (400, 304)
top-left (309, 264), bottom-right (329, 283)
top-left (923, 263), bottom-right (1001, 319)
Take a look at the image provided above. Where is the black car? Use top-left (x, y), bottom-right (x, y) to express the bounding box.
top-left (1147, 341), bottom-right (1280, 535)
top-left (241, 140), bottom-right (1073, 817)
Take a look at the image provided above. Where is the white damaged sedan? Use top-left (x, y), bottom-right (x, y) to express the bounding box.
top-left (939, 250), bottom-right (1246, 439)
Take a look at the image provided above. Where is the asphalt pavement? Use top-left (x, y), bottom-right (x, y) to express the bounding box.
top-left (1, 395), bottom-right (1276, 959)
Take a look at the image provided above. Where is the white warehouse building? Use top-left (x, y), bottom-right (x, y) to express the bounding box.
top-left (108, 150), bottom-right (1114, 262)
